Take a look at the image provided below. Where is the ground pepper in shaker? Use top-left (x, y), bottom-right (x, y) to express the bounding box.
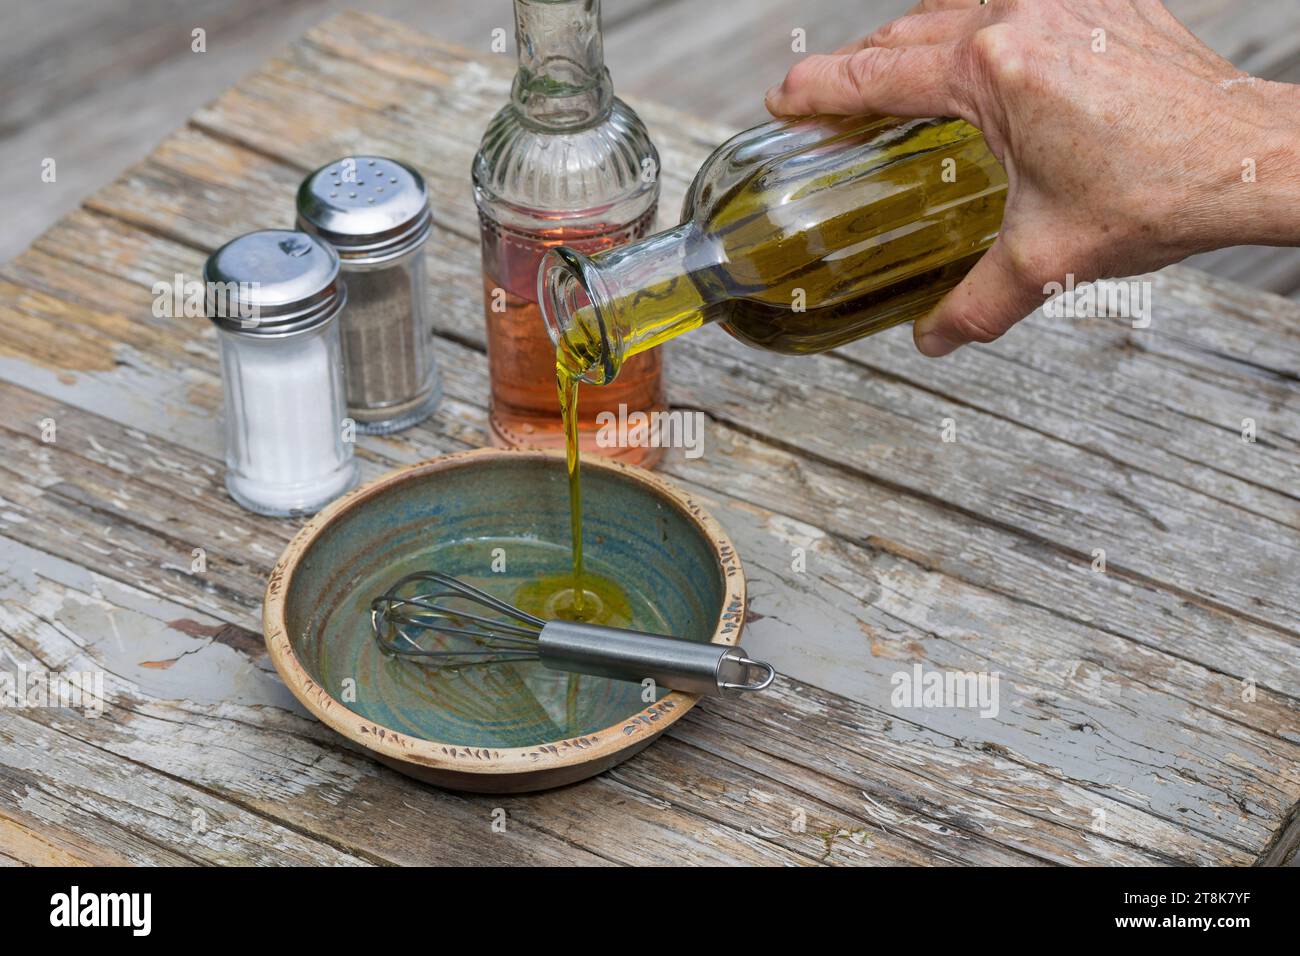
top-left (296, 156), bottom-right (440, 434)
top-left (205, 229), bottom-right (358, 517)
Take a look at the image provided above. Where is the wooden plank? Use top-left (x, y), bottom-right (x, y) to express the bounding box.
top-left (607, 0), bottom-right (910, 128)
top-left (10, 33), bottom-right (1300, 806)
top-left (0, 0), bottom-right (328, 263)
top-left (5, 203), bottom-right (1287, 862)
top-left (1185, 246), bottom-right (1300, 301)
top-left (0, 268), bottom-right (1272, 865)
top-left (104, 24), bottom-right (1300, 638)
top-left (11, 207), bottom-right (1300, 706)
top-left (0, 0), bottom-right (664, 132)
top-left (602, 0), bottom-right (1300, 129)
top-left (0, 0), bottom-right (658, 263)
top-left (0, 530), bottom-right (1185, 868)
top-left (1, 0), bottom-right (314, 134)
top-left (0, 215), bottom-right (1293, 860)
top-left (1, 9), bottom-right (1296, 864)
top-left (0, 536), bottom-right (623, 865)
top-left (0, 525), bottom-right (1070, 866)
top-left (0, 571), bottom-right (373, 866)
top-left (15, 200), bottom-right (1294, 733)
top-left (0, 807), bottom-right (152, 867)
top-left (1165, 0), bottom-right (1300, 80)
top-left (0, 714), bottom-right (369, 867)
top-left (7, 0), bottom-right (1297, 277)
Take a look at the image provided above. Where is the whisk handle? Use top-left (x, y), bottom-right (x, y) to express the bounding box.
top-left (537, 622), bottom-right (775, 698)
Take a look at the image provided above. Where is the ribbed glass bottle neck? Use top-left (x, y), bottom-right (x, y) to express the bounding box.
top-left (511, 0), bottom-right (613, 130)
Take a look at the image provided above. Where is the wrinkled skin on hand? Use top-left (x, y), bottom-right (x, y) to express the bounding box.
top-left (765, 0), bottom-right (1300, 356)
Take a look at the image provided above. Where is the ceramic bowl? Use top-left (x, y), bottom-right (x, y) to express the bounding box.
top-left (263, 448), bottom-right (745, 793)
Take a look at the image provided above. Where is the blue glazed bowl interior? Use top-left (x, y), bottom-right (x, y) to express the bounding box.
top-left (283, 454), bottom-right (726, 748)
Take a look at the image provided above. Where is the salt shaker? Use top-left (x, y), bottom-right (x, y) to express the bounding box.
top-left (205, 229), bottom-right (358, 517)
top-left (296, 156), bottom-right (439, 434)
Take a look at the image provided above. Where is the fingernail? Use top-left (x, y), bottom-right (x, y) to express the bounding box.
top-left (916, 331), bottom-right (960, 358)
top-left (764, 84), bottom-right (783, 108)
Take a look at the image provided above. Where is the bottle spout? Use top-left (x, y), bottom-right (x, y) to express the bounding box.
top-left (540, 245), bottom-right (619, 386)
top-left (540, 222), bottom-right (718, 386)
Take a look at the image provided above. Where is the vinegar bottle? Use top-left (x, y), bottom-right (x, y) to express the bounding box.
top-left (540, 114), bottom-right (1008, 384)
top-left (473, 0), bottom-right (665, 466)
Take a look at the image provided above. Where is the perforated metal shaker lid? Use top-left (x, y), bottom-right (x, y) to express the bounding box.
top-left (296, 156), bottom-right (433, 263)
top-left (203, 230), bottom-right (344, 335)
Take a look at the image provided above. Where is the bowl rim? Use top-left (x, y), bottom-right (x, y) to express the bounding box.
top-left (262, 447), bottom-right (746, 778)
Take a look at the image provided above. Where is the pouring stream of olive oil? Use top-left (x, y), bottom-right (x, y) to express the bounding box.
top-left (546, 115), bottom-right (1007, 622)
top-left (511, 362), bottom-right (633, 627)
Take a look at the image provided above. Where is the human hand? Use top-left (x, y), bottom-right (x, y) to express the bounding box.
top-left (765, 0), bottom-right (1300, 356)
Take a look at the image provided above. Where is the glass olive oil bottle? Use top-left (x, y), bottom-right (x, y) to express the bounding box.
top-left (541, 114), bottom-right (1007, 385)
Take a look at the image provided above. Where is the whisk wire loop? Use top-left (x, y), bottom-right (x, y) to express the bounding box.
top-left (371, 571), bottom-right (546, 664)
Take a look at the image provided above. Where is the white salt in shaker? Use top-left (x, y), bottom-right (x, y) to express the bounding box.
top-left (296, 156), bottom-right (440, 434)
top-left (205, 229), bottom-right (359, 516)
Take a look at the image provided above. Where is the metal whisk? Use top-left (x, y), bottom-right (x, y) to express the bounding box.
top-left (370, 572), bottom-right (775, 697)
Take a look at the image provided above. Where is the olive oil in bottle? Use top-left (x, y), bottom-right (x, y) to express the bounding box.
top-left (543, 114), bottom-right (1007, 384)
top-left (547, 115), bottom-right (1006, 602)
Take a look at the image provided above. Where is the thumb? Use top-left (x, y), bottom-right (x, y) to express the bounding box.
top-left (913, 239), bottom-right (1048, 357)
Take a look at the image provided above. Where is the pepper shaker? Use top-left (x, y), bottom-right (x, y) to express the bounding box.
top-left (296, 156), bottom-right (440, 434)
top-left (205, 230), bottom-right (358, 516)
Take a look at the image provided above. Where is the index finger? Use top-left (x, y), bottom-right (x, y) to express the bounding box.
top-left (765, 44), bottom-right (968, 118)
top-left (833, 0), bottom-right (985, 55)
top-left (907, 0), bottom-right (984, 13)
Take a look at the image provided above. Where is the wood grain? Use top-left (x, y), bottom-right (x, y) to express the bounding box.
top-left (6, 0), bottom-right (1298, 292)
top-left (0, 10), bottom-right (1296, 866)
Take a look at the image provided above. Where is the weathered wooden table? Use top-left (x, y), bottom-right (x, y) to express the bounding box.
top-left (1, 11), bottom-right (1297, 866)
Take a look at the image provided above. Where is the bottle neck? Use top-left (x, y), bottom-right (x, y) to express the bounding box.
top-left (512, 0), bottom-right (613, 130)
top-left (542, 223), bottom-right (724, 384)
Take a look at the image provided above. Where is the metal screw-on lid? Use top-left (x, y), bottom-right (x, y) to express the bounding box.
top-left (204, 230), bottom-right (345, 335)
top-left (296, 156), bottom-right (433, 263)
